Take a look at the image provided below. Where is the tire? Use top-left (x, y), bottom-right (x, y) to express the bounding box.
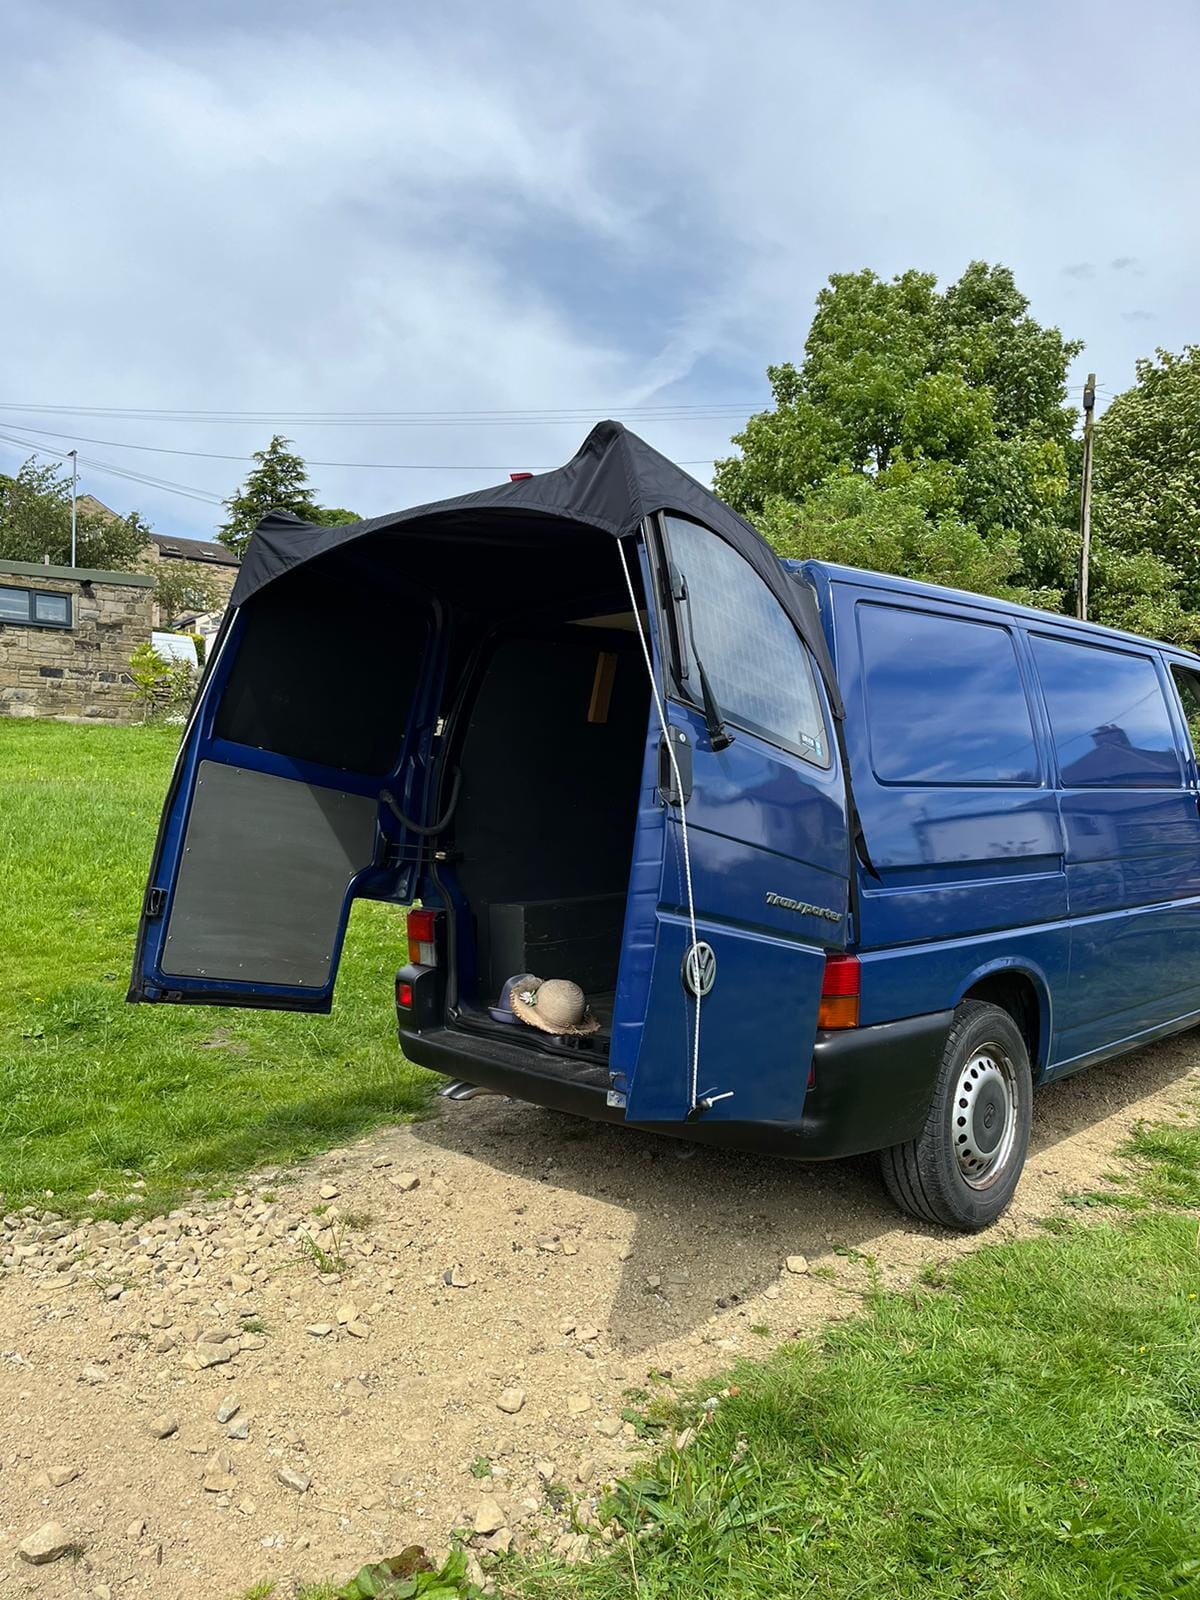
top-left (880, 1000), bottom-right (1032, 1232)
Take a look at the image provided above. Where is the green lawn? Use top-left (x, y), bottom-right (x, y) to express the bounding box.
top-left (504, 1121), bottom-right (1200, 1600)
top-left (0, 719), bottom-right (432, 1215)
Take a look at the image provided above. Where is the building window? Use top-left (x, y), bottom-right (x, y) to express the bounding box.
top-left (0, 585), bottom-right (73, 628)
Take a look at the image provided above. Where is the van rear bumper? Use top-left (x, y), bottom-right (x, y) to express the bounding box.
top-left (400, 1009), bottom-right (951, 1160)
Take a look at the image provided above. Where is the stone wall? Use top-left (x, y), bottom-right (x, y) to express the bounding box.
top-left (0, 560), bottom-right (156, 723)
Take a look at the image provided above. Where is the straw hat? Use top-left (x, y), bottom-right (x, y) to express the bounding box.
top-left (510, 975), bottom-right (600, 1036)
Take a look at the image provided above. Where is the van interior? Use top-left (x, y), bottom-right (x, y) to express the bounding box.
top-left (206, 522), bottom-right (654, 1054)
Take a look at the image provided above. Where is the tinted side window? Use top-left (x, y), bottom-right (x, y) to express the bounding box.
top-left (664, 516), bottom-right (828, 763)
top-left (1031, 635), bottom-right (1180, 787)
top-left (858, 603), bottom-right (1038, 784)
top-left (1171, 665), bottom-right (1200, 760)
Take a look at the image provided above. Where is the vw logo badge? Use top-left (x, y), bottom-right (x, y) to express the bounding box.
top-left (682, 940), bottom-right (717, 998)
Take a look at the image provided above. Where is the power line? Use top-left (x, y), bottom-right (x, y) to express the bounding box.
top-left (0, 422), bottom-right (720, 472)
top-left (0, 430), bottom-right (224, 506)
top-left (0, 400), bottom-right (763, 429)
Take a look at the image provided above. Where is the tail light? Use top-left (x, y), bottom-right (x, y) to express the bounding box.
top-left (395, 978), bottom-right (415, 1011)
top-left (407, 908), bottom-right (441, 967)
top-left (818, 953), bottom-right (860, 1030)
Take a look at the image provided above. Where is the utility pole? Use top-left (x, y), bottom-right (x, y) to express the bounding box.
top-left (1077, 374), bottom-right (1096, 620)
top-left (67, 449), bottom-right (78, 569)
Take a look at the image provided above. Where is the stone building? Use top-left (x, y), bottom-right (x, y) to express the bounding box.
top-left (0, 558), bottom-right (155, 722)
top-left (143, 530), bottom-right (240, 627)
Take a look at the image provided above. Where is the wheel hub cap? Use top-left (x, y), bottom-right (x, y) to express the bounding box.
top-left (953, 1048), bottom-right (1017, 1187)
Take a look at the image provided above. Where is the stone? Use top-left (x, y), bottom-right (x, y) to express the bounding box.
top-left (104, 1283), bottom-right (124, 1301)
top-left (319, 1183), bottom-right (340, 1200)
top-left (371, 1156), bottom-right (393, 1169)
top-left (215, 1397), bottom-right (241, 1424)
top-left (80, 1363), bottom-right (108, 1384)
top-left (336, 1301), bottom-right (359, 1325)
top-left (482, 1527), bottom-right (513, 1554)
top-left (146, 1413), bottom-right (178, 1440)
top-left (125, 1517), bottom-right (146, 1539)
top-left (345, 1321), bottom-right (370, 1340)
top-left (536, 1236), bottom-right (559, 1253)
top-left (203, 1470), bottom-right (237, 1494)
top-left (496, 1387), bottom-right (526, 1415)
top-left (227, 1419), bottom-right (250, 1441)
top-left (18, 1522), bottom-right (75, 1564)
top-left (535, 1459), bottom-right (556, 1480)
top-left (390, 1172), bottom-right (421, 1192)
top-left (443, 1265), bottom-right (472, 1288)
top-left (473, 1496), bottom-right (506, 1536)
top-left (306, 1323), bottom-right (333, 1338)
top-left (595, 1417), bottom-right (623, 1438)
top-left (567, 1392), bottom-right (592, 1415)
top-left (196, 1342), bottom-right (234, 1367)
top-left (276, 1467), bottom-right (310, 1494)
top-left (576, 1326), bottom-right (601, 1344)
top-left (239, 1332), bottom-right (266, 1351)
top-left (784, 1255), bottom-right (809, 1276)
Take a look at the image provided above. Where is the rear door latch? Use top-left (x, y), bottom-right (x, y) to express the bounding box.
top-left (658, 727), bottom-right (693, 806)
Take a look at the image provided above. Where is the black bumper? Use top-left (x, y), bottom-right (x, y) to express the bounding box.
top-left (400, 1008), bottom-right (952, 1160)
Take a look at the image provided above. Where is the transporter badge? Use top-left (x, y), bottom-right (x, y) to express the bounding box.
top-left (765, 891), bottom-right (841, 923)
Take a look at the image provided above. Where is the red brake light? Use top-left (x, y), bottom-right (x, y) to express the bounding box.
top-left (819, 953), bottom-right (860, 1029)
top-left (396, 978), bottom-right (414, 1010)
top-left (407, 908), bottom-right (440, 967)
top-left (510, 471), bottom-right (533, 481)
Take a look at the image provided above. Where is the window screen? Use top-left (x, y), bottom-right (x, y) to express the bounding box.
top-left (859, 604), bottom-right (1038, 784)
top-left (1031, 635), bottom-right (1180, 787)
top-left (663, 516), bottom-right (827, 763)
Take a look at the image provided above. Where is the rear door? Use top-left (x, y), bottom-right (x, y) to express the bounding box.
top-left (616, 516), bottom-right (849, 1125)
top-left (129, 565), bottom-right (442, 1012)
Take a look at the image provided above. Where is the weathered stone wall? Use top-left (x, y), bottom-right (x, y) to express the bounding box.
top-left (0, 561), bottom-right (155, 723)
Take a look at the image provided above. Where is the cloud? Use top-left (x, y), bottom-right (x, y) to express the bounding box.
top-left (1121, 309), bottom-right (1155, 322)
top-left (1, 0), bottom-right (1197, 537)
top-left (1110, 256), bottom-right (1146, 274)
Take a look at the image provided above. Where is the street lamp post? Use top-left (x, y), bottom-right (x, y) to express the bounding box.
top-left (68, 449), bottom-right (78, 569)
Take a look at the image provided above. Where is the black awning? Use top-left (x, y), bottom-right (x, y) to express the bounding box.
top-left (232, 420), bottom-right (842, 716)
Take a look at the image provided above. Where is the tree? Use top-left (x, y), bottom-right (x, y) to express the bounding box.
top-left (218, 435), bottom-right (359, 556)
top-left (0, 458), bottom-right (151, 569)
top-left (1092, 346), bottom-right (1200, 612)
top-left (715, 262), bottom-right (1081, 607)
top-left (715, 263), bottom-right (1197, 641)
top-left (149, 559), bottom-right (225, 626)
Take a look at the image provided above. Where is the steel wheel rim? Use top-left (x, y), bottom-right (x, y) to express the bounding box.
top-left (952, 1045), bottom-right (1018, 1188)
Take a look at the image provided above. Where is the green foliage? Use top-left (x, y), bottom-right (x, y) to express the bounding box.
top-left (148, 558), bottom-right (225, 626)
top-left (128, 640), bottom-right (198, 720)
top-left (1093, 346), bottom-right (1200, 612)
top-left (218, 435), bottom-right (358, 556)
top-left (714, 262), bottom-right (1200, 643)
top-left (0, 457), bottom-right (151, 569)
top-left (335, 1546), bottom-right (480, 1599)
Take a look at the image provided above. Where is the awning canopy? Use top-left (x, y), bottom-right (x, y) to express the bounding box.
top-left (232, 420), bottom-right (841, 716)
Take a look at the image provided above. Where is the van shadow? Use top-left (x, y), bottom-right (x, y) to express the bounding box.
top-left (408, 1034), bottom-right (1197, 1357)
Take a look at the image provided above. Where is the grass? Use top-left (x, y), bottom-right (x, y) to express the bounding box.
top-left (0, 720), bottom-right (433, 1216)
top-left (503, 1119), bottom-right (1200, 1600)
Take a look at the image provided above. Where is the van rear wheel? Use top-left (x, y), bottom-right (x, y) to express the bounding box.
top-left (880, 1000), bottom-right (1032, 1232)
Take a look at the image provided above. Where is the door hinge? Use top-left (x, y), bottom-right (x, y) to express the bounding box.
top-left (145, 887), bottom-right (166, 918)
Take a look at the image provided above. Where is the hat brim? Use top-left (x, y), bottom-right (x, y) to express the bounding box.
top-left (510, 981), bottom-right (601, 1036)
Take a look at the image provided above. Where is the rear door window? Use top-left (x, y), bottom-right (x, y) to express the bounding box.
top-left (663, 516), bottom-right (828, 764)
top-left (1170, 665), bottom-right (1200, 763)
top-left (1031, 635), bottom-right (1180, 787)
top-left (857, 603), bottom-right (1039, 785)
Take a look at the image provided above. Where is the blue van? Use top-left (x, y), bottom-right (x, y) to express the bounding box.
top-left (129, 422), bottom-right (1200, 1232)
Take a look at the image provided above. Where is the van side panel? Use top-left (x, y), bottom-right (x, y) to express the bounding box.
top-left (826, 580), bottom-right (1071, 1064)
top-left (1029, 635), bottom-right (1200, 1064)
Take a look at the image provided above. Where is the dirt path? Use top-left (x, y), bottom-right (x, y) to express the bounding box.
top-left (2, 1036), bottom-right (1198, 1599)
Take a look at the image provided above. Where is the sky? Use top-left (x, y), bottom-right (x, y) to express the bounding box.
top-left (1, 0), bottom-right (1196, 540)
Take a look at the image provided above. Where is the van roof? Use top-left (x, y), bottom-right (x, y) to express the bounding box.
top-left (787, 558), bottom-right (1200, 664)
